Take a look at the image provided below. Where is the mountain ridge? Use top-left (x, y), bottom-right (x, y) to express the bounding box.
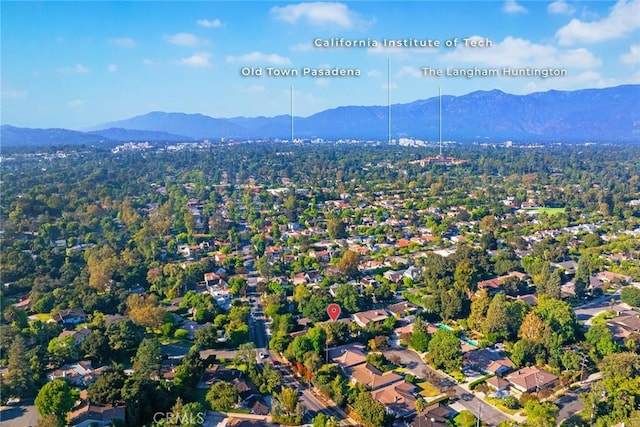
top-left (2, 85), bottom-right (639, 145)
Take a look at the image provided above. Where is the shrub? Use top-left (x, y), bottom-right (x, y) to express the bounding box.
top-left (174, 329), bottom-right (189, 339)
top-left (503, 395), bottom-right (520, 409)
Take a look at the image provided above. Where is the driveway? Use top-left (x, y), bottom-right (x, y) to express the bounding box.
top-left (0, 399), bottom-right (39, 427)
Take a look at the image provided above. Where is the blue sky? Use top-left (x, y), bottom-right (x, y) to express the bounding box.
top-left (2, 0), bottom-right (639, 129)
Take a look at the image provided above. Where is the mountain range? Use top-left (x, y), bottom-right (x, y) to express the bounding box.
top-left (2, 85), bottom-right (639, 146)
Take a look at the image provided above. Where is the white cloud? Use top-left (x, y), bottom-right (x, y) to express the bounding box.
top-left (197, 18), bottom-right (223, 28)
top-left (1, 89), bottom-right (28, 99)
top-left (556, 0), bottom-right (640, 45)
top-left (165, 33), bottom-right (200, 46)
top-left (547, 0), bottom-right (575, 15)
top-left (620, 44), bottom-right (640, 64)
top-left (396, 66), bottom-right (422, 78)
top-left (108, 37), bottom-right (136, 47)
top-left (441, 36), bottom-right (601, 68)
top-left (271, 2), bottom-right (358, 28)
top-left (179, 52), bottom-right (211, 67)
top-left (316, 78), bottom-right (330, 87)
top-left (57, 64), bottom-right (90, 74)
top-left (143, 59), bottom-right (155, 66)
top-left (226, 52), bottom-right (291, 65)
top-left (108, 64), bottom-right (118, 72)
top-left (382, 82), bottom-right (398, 90)
top-left (368, 70), bottom-right (382, 78)
top-left (503, 0), bottom-right (528, 14)
top-left (67, 99), bottom-right (84, 107)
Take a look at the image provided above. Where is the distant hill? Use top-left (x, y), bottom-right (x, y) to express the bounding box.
top-left (90, 85), bottom-right (640, 142)
top-left (0, 125), bottom-right (106, 146)
top-left (3, 85), bottom-right (639, 145)
top-left (0, 125), bottom-right (192, 147)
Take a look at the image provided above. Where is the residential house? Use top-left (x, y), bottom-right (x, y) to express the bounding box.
top-left (67, 403), bottom-right (126, 427)
top-left (505, 366), bottom-right (557, 393)
top-left (405, 403), bottom-right (456, 427)
top-left (552, 261), bottom-right (578, 275)
top-left (54, 308), bottom-right (87, 326)
top-left (476, 271), bottom-right (528, 295)
top-left (384, 270), bottom-right (405, 284)
top-left (606, 310), bottom-right (640, 342)
top-left (486, 376), bottom-right (510, 393)
top-left (403, 266), bottom-right (421, 281)
top-left (46, 361), bottom-right (102, 387)
top-left (370, 380), bottom-right (417, 417)
top-left (182, 321), bottom-right (213, 340)
top-left (589, 271), bottom-right (633, 291)
top-left (58, 327), bottom-right (91, 345)
top-left (349, 363), bottom-right (403, 390)
top-left (464, 348), bottom-right (515, 375)
top-left (352, 309), bottom-right (391, 328)
top-left (199, 365), bottom-right (242, 388)
top-left (386, 301), bottom-right (419, 318)
top-left (233, 377), bottom-right (260, 404)
top-left (329, 344), bottom-right (367, 371)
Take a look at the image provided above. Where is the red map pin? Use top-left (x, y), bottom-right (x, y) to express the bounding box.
top-left (327, 303), bottom-right (341, 321)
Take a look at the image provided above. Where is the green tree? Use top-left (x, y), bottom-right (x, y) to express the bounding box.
top-left (5, 335), bottom-right (33, 398)
top-left (88, 369), bottom-right (126, 405)
top-left (523, 401), bottom-right (558, 427)
top-left (409, 318), bottom-right (430, 352)
top-left (270, 330), bottom-right (291, 353)
top-left (535, 295), bottom-right (577, 345)
top-left (333, 284), bottom-right (364, 313)
top-left (307, 325), bottom-right (327, 354)
top-left (106, 319), bottom-right (145, 352)
top-left (132, 337), bottom-right (162, 379)
top-left (35, 379), bottom-right (79, 425)
top-left (468, 288), bottom-right (490, 332)
top-left (313, 413), bottom-right (340, 427)
top-left (484, 293), bottom-right (510, 340)
top-left (327, 218), bottom-right (347, 240)
top-left (352, 391), bottom-right (387, 427)
top-left (81, 330), bottom-right (110, 363)
top-left (206, 381), bottom-right (239, 411)
top-left (273, 388), bottom-right (303, 425)
top-left (510, 339), bottom-right (545, 368)
top-left (287, 335), bottom-right (314, 362)
top-left (427, 329), bottom-right (462, 372)
top-left (585, 324), bottom-right (618, 358)
top-left (621, 286), bottom-right (640, 307)
top-left (47, 335), bottom-right (80, 362)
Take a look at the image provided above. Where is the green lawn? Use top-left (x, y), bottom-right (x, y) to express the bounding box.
top-left (523, 207), bottom-right (566, 216)
top-left (484, 397), bottom-right (521, 415)
top-left (416, 381), bottom-right (440, 397)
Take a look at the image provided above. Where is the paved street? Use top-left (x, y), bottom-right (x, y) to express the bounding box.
top-left (574, 293), bottom-right (626, 325)
top-left (556, 386), bottom-right (587, 423)
top-left (0, 399), bottom-right (39, 427)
